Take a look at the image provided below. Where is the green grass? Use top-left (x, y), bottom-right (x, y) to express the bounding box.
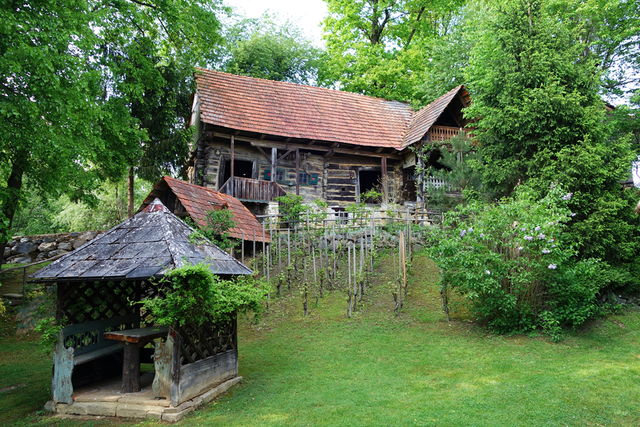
top-left (2, 253), bottom-right (640, 426)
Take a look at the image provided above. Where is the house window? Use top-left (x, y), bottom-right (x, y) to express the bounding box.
top-left (264, 169), bottom-right (285, 183)
top-left (299, 172), bottom-right (309, 185)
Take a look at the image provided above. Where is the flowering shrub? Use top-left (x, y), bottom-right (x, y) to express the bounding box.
top-left (429, 185), bottom-right (602, 334)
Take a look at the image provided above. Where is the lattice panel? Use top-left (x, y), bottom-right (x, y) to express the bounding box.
top-left (61, 281), bottom-right (137, 325)
top-left (177, 316), bottom-right (236, 365)
top-left (139, 280), bottom-right (162, 326)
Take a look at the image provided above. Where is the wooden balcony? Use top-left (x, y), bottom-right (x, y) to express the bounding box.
top-left (430, 125), bottom-right (467, 142)
top-left (219, 177), bottom-right (286, 203)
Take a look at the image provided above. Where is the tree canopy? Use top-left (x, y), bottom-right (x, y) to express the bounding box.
top-left (0, 0), bottom-right (226, 248)
top-left (320, 0), bottom-right (466, 101)
top-left (221, 15), bottom-right (324, 85)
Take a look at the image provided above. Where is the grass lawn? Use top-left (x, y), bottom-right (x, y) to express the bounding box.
top-left (1, 253), bottom-right (639, 426)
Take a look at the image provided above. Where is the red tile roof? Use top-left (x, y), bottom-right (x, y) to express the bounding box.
top-left (140, 177), bottom-right (270, 243)
top-left (195, 69), bottom-right (468, 150)
top-left (196, 69), bottom-right (414, 149)
top-left (402, 86), bottom-right (466, 148)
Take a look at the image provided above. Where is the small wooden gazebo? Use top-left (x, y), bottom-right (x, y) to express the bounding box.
top-left (32, 199), bottom-right (252, 420)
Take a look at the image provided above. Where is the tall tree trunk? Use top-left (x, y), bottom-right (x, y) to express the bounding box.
top-left (0, 160), bottom-right (24, 268)
top-left (128, 167), bottom-right (134, 218)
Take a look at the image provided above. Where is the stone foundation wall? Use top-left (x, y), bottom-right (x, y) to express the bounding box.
top-left (3, 231), bottom-right (103, 264)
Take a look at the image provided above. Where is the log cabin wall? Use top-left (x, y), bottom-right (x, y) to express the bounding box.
top-left (189, 132), bottom-right (404, 205)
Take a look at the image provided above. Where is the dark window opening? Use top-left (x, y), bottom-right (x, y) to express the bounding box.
top-left (425, 149), bottom-right (449, 171)
top-left (359, 170), bottom-right (381, 202)
top-left (223, 159), bottom-right (254, 184)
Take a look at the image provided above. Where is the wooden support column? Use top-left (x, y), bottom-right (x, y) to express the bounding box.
top-left (295, 148), bottom-right (300, 195)
top-left (271, 148), bottom-right (277, 182)
top-left (381, 157), bottom-right (388, 203)
top-left (417, 144), bottom-right (425, 207)
top-left (230, 135), bottom-right (235, 195)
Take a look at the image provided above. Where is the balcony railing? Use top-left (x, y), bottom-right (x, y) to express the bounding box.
top-left (425, 176), bottom-right (453, 191)
top-left (430, 125), bottom-right (466, 142)
top-left (219, 176), bottom-right (287, 202)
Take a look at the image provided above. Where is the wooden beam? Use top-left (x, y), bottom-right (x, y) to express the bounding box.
top-left (285, 137), bottom-right (291, 142)
top-left (375, 147), bottom-right (384, 153)
top-left (308, 140), bottom-right (316, 146)
top-left (230, 135), bottom-right (235, 195)
top-left (211, 132), bottom-right (401, 160)
top-left (275, 149), bottom-right (294, 165)
top-left (381, 157), bottom-right (387, 203)
top-left (295, 148), bottom-right (300, 196)
top-left (271, 148), bottom-right (277, 182)
top-left (323, 149), bottom-right (335, 158)
top-left (256, 145), bottom-right (272, 163)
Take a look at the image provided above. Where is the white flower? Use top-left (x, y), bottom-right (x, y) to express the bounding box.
top-left (542, 249), bottom-right (551, 254)
top-left (485, 270), bottom-right (491, 275)
top-left (548, 264), bottom-right (557, 269)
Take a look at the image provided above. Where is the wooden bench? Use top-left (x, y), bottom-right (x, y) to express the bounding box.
top-left (52, 314), bottom-right (140, 404)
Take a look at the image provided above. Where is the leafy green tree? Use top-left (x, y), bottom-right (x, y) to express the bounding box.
top-left (465, 0), bottom-right (640, 290)
top-left (321, 0), bottom-right (466, 101)
top-left (0, 0), bottom-right (226, 260)
top-left (221, 15), bottom-right (324, 85)
top-left (192, 209), bottom-right (238, 252)
top-left (549, 0), bottom-right (640, 98)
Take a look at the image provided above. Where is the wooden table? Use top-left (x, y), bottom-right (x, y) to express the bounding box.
top-left (104, 326), bottom-right (169, 392)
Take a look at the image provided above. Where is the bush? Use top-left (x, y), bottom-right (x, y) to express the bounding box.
top-left (429, 184), bottom-right (602, 334)
top-left (276, 193), bottom-right (304, 227)
top-left (140, 263), bottom-right (267, 327)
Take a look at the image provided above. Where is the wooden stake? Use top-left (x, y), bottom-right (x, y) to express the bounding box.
top-left (332, 222), bottom-right (336, 280)
top-left (347, 245), bottom-right (352, 318)
top-left (287, 228), bottom-right (291, 267)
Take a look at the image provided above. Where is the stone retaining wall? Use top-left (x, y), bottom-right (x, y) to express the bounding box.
top-left (3, 231), bottom-right (103, 264)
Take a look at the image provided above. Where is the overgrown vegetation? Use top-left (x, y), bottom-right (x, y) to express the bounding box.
top-left (140, 263), bottom-right (266, 327)
top-left (189, 208), bottom-right (238, 252)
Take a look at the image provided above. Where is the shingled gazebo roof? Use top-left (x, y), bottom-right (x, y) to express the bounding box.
top-left (31, 199), bottom-right (252, 282)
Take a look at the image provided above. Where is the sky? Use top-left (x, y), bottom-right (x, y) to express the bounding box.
top-left (226, 0), bottom-right (328, 46)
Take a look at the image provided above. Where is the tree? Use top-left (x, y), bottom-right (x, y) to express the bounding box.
top-left (320, 0), bottom-right (466, 101)
top-left (422, 131), bottom-right (483, 193)
top-left (0, 1), bottom-right (143, 258)
top-left (465, 0), bottom-right (640, 290)
top-left (0, 0), bottom-right (226, 260)
top-left (221, 15), bottom-right (324, 85)
top-left (549, 0), bottom-right (640, 99)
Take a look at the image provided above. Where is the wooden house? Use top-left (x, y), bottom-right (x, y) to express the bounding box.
top-left (187, 69), bottom-right (471, 210)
